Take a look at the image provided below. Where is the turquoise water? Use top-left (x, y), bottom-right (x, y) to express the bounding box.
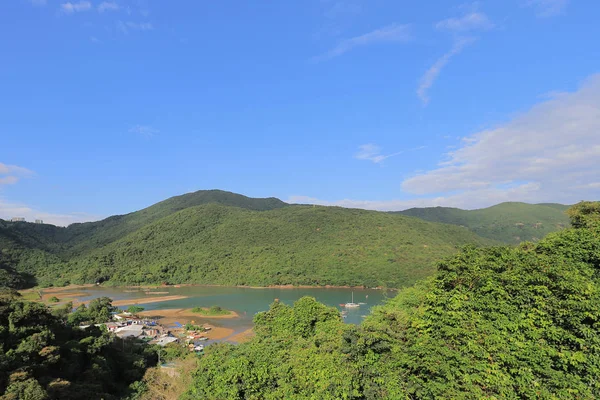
top-left (56, 286), bottom-right (394, 334)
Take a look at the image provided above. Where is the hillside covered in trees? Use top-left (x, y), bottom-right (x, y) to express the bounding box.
top-left (184, 201), bottom-right (600, 399)
top-left (398, 202), bottom-right (570, 244)
top-left (0, 292), bottom-right (156, 399)
top-left (0, 190), bottom-right (496, 289)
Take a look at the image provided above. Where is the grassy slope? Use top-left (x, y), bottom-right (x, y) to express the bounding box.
top-left (59, 204), bottom-right (495, 288)
top-left (398, 202), bottom-right (570, 244)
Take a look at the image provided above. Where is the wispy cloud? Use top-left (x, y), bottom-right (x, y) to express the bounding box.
top-left (117, 20), bottom-right (154, 34)
top-left (29, 0), bottom-right (47, 6)
top-left (90, 36), bottom-right (102, 43)
top-left (524, 0), bottom-right (568, 17)
top-left (313, 23), bottom-right (411, 62)
top-left (417, 37), bottom-right (475, 105)
top-left (436, 12), bottom-right (494, 32)
top-left (0, 163), bottom-right (34, 186)
top-left (60, 1), bottom-right (92, 13)
top-left (417, 7), bottom-right (492, 105)
top-left (355, 144), bottom-right (425, 164)
top-left (98, 1), bottom-right (120, 12)
top-left (129, 125), bottom-right (158, 138)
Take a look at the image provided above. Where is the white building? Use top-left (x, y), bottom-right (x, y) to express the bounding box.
top-left (35, 219), bottom-right (43, 224)
top-left (152, 336), bottom-right (179, 346)
top-left (115, 324), bottom-right (145, 338)
top-left (11, 217), bottom-right (25, 222)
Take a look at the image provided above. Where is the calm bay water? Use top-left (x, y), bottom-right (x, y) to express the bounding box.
top-left (58, 286), bottom-right (394, 333)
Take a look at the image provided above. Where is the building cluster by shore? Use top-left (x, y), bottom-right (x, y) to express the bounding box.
top-left (80, 310), bottom-right (223, 353)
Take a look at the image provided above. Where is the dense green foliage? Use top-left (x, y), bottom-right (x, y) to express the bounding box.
top-left (60, 204), bottom-right (492, 288)
top-left (191, 305), bottom-right (229, 316)
top-left (186, 202), bottom-right (600, 399)
top-left (0, 191), bottom-right (494, 289)
top-left (0, 292), bottom-right (156, 399)
top-left (67, 297), bottom-right (118, 326)
top-left (398, 202), bottom-right (570, 244)
top-left (184, 297), bottom-right (356, 400)
top-left (127, 306), bottom-right (145, 314)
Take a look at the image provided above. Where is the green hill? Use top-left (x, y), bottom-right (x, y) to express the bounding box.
top-left (397, 202), bottom-right (570, 244)
top-left (1, 190), bottom-right (287, 255)
top-left (54, 204), bottom-right (494, 288)
top-left (0, 190), bottom-right (496, 289)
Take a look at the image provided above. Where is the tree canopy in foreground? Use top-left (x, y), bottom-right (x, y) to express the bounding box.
top-left (0, 293), bottom-right (156, 400)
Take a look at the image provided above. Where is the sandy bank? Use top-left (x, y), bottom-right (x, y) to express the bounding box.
top-left (111, 295), bottom-right (189, 307)
top-left (137, 308), bottom-right (239, 320)
top-left (41, 292), bottom-right (89, 302)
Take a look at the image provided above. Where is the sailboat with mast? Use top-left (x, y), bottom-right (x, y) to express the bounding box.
top-left (343, 292), bottom-right (360, 308)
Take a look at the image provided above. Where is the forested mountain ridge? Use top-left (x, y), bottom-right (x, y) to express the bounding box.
top-left (35, 204), bottom-right (495, 288)
top-left (1, 190), bottom-right (291, 288)
top-left (1, 190), bottom-right (288, 255)
top-left (0, 192), bottom-right (574, 290)
top-left (397, 201), bottom-right (570, 244)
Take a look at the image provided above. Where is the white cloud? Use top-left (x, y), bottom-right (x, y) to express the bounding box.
top-left (0, 163), bottom-right (34, 186)
top-left (525, 0), bottom-right (568, 17)
top-left (436, 12), bottom-right (494, 32)
top-left (98, 1), bottom-right (120, 12)
top-left (90, 36), bottom-right (102, 43)
top-left (129, 124), bottom-right (158, 137)
top-left (313, 23), bottom-right (411, 62)
top-left (405, 74), bottom-right (600, 202)
top-left (355, 144), bottom-right (425, 164)
top-left (61, 1), bottom-right (92, 13)
top-left (0, 177), bottom-right (19, 185)
top-left (0, 198), bottom-right (101, 227)
top-left (291, 74), bottom-right (600, 211)
top-left (117, 20), bottom-right (154, 34)
top-left (417, 37), bottom-right (474, 105)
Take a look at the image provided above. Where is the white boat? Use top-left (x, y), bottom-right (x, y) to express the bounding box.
top-left (344, 292), bottom-right (360, 308)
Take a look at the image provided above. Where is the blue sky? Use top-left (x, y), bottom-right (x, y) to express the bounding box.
top-left (1, 0), bottom-right (599, 225)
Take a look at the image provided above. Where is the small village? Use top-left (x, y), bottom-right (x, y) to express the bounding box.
top-left (80, 310), bottom-right (212, 353)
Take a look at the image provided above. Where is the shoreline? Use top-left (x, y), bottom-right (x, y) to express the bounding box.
top-left (24, 282), bottom-right (393, 294)
top-left (137, 308), bottom-right (239, 320)
top-left (136, 308), bottom-right (240, 341)
top-left (110, 295), bottom-right (189, 307)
